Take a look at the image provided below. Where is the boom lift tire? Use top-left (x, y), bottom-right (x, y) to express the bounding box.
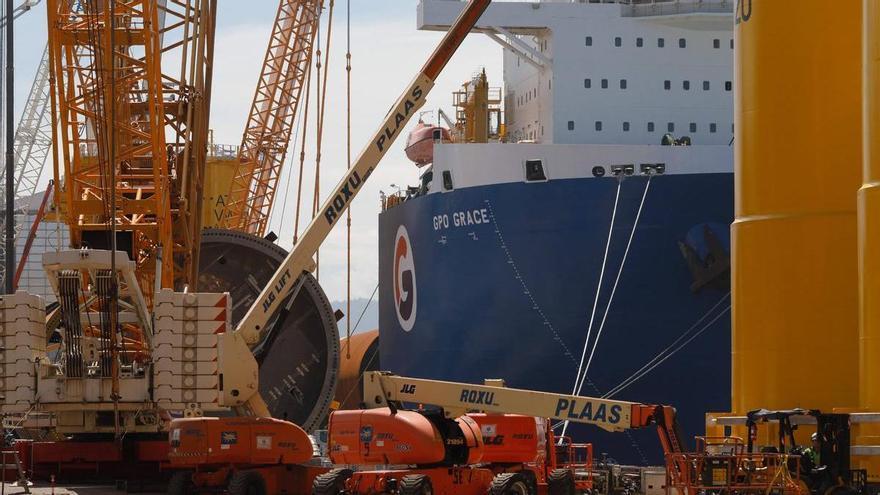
top-left (490, 472), bottom-right (533, 495)
top-left (228, 470), bottom-right (268, 495)
top-left (548, 469), bottom-right (576, 495)
top-left (312, 468), bottom-right (354, 495)
top-left (399, 474), bottom-right (434, 495)
top-left (166, 471), bottom-right (194, 495)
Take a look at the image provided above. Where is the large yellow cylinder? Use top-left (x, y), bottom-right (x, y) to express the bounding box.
top-left (859, 0), bottom-right (880, 478)
top-left (732, 0), bottom-right (861, 414)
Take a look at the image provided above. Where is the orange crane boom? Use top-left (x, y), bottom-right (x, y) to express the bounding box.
top-left (222, 0), bottom-right (323, 236)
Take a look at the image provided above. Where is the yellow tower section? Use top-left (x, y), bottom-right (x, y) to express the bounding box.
top-left (732, 0), bottom-right (861, 414)
top-left (860, 0), bottom-right (880, 477)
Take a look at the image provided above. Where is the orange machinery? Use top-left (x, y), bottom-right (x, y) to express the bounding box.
top-left (317, 372), bottom-right (805, 495)
top-left (324, 408), bottom-right (594, 495)
top-left (166, 417), bottom-right (325, 495)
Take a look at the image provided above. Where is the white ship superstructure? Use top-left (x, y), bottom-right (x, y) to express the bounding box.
top-left (420, 0), bottom-right (733, 146)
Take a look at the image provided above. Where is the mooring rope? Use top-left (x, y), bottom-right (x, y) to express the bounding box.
top-left (562, 174), bottom-right (653, 439)
top-left (603, 293), bottom-right (731, 399)
top-left (569, 179), bottom-right (622, 399)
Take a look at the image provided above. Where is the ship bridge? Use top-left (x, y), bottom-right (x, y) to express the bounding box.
top-left (418, 0), bottom-right (733, 146)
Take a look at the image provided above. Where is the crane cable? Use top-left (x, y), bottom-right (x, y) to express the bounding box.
top-left (345, 0), bottom-right (352, 358)
top-left (312, 0), bottom-right (336, 280)
top-left (275, 83), bottom-right (309, 232)
top-left (292, 32), bottom-right (316, 245)
top-left (562, 174), bottom-right (653, 440)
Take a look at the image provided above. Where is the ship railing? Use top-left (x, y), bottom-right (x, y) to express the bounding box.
top-left (208, 143), bottom-right (240, 159)
top-left (617, 0), bottom-right (733, 16)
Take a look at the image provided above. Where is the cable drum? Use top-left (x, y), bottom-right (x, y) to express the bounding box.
top-left (197, 228), bottom-right (339, 432)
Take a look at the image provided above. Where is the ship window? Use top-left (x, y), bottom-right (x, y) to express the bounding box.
top-left (648, 122), bottom-right (655, 132)
top-left (679, 38), bottom-right (687, 48)
top-left (713, 39), bottom-right (720, 49)
top-left (601, 79), bottom-right (608, 89)
top-left (442, 170), bottom-right (454, 191)
top-left (730, 39), bottom-right (734, 49)
top-left (568, 121), bottom-right (575, 131)
top-left (525, 159), bottom-right (547, 182)
top-left (595, 121), bottom-right (603, 131)
top-left (614, 36), bottom-right (622, 47)
top-left (619, 79), bottom-right (627, 89)
top-left (586, 36), bottom-right (593, 47)
top-left (433, 129), bottom-right (443, 142)
top-left (668, 122), bottom-right (675, 132)
top-left (683, 80), bottom-right (690, 90)
top-left (690, 123), bottom-right (697, 133)
top-left (623, 122), bottom-right (630, 132)
top-left (584, 78), bottom-right (591, 88)
top-left (703, 81), bottom-right (710, 91)
top-left (725, 81), bottom-right (732, 91)
top-left (636, 37), bottom-right (644, 47)
top-left (664, 80), bottom-right (671, 90)
top-left (658, 38), bottom-right (665, 48)
top-left (710, 123), bottom-right (718, 133)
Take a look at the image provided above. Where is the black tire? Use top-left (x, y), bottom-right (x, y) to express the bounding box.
top-left (228, 470), bottom-right (267, 495)
top-left (313, 468), bottom-right (354, 495)
top-left (399, 474), bottom-right (434, 495)
top-left (490, 473), bottom-right (533, 495)
top-left (548, 469), bottom-right (576, 495)
top-left (167, 471), bottom-right (194, 495)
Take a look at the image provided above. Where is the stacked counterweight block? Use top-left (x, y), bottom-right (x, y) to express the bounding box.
top-left (153, 290), bottom-right (230, 414)
top-left (0, 292), bottom-right (46, 413)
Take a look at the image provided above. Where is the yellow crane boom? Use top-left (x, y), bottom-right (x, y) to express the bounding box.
top-left (216, 0), bottom-right (493, 416)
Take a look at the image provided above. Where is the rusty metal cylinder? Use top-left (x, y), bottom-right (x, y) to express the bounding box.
top-left (732, 0), bottom-right (861, 414)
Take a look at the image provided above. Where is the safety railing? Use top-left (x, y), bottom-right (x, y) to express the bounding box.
top-left (665, 451), bottom-right (803, 495)
top-left (619, 0), bottom-right (732, 16)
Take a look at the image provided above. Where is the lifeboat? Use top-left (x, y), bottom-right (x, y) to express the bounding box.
top-left (404, 120), bottom-right (452, 166)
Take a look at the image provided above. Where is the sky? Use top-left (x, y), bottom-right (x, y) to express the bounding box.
top-left (7, 1), bottom-right (503, 305)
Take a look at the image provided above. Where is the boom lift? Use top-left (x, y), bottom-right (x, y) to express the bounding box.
top-left (316, 372), bottom-right (685, 495)
top-left (212, 0), bottom-right (491, 418)
top-left (317, 373), bottom-right (808, 495)
top-left (165, 2), bottom-right (492, 493)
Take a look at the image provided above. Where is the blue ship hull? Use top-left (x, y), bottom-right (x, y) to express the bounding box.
top-left (378, 173), bottom-right (734, 465)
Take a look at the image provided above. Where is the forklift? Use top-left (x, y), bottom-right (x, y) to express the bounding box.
top-left (745, 409), bottom-right (867, 495)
